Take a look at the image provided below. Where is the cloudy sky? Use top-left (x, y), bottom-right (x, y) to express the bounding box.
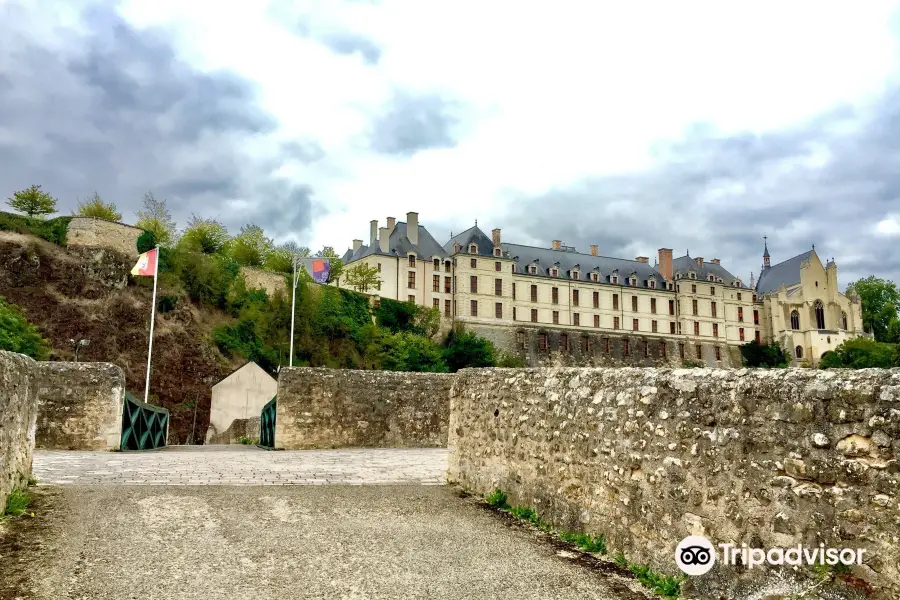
top-left (3, 0), bottom-right (900, 287)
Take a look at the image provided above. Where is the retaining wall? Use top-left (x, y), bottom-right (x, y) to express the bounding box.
top-left (0, 351), bottom-right (39, 511)
top-left (66, 217), bottom-right (142, 258)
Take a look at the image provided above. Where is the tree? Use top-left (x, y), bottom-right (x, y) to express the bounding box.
top-left (178, 214), bottom-right (230, 254)
top-left (136, 230), bottom-right (157, 253)
top-left (281, 241), bottom-right (310, 258)
top-left (739, 340), bottom-right (790, 368)
top-left (7, 185), bottom-right (57, 218)
top-left (443, 329), bottom-right (496, 371)
top-left (0, 297), bottom-right (50, 360)
top-left (264, 243), bottom-right (301, 274)
top-left (226, 224), bottom-right (273, 267)
top-left (382, 332), bottom-right (448, 372)
top-left (315, 246), bottom-right (343, 284)
top-left (75, 192), bottom-right (121, 221)
top-left (343, 263), bottom-right (381, 293)
top-left (819, 338), bottom-right (899, 369)
top-left (846, 276), bottom-right (900, 343)
top-left (135, 192), bottom-right (177, 246)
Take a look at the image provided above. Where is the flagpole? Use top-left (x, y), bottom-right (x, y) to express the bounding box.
top-left (289, 256), bottom-right (297, 368)
top-left (143, 247), bottom-right (159, 404)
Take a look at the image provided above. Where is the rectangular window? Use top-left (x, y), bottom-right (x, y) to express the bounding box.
top-left (408, 295), bottom-right (415, 303)
top-left (471, 258), bottom-right (477, 268)
top-left (679, 343), bottom-right (685, 359)
top-left (711, 301), bottom-right (717, 318)
top-left (552, 287), bottom-right (559, 304)
top-left (539, 333), bottom-right (548, 351)
top-left (409, 255), bottom-right (415, 267)
top-left (593, 291), bottom-right (599, 308)
top-left (582, 336), bottom-right (591, 354)
top-left (495, 302), bottom-right (502, 319)
top-left (433, 298), bottom-right (439, 309)
top-left (517, 331), bottom-right (525, 346)
top-left (408, 271), bottom-right (416, 289)
top-left (433, 275), bottom-right (440, 292)
top-left (652, 320), bottom-right (658, 333)
top-left (444, 299), bottom-right (451, 317)
top-left (754, 309), bottom-right (759, 325)
top-left (739, 327), bottom-right (745, 341)
top-left (661, 342), bottom-right (667, 358)
top-left (694, 321), bottom-right (700, 336)
top-left (531, 308), bottom-right (538, 323)
top-left (445, 276), bottom-right (451, 293)
top-left (670, 322), bottom-right (676, 334)
top-left (603, 337), bottom-right (610, 354)
top-left (738, 307), bottom-right (744, 322)
top-left (651, 298), bottom-right (657, 314)
top-left (696, 344), bottom-right (702, 359)
top-left (470, 276), bottom-right (478, 293)
top-left (632, 318), bottom-right (639, 331)
top-left (377, 263), bottom-right (382, 272)
top-left (553, 310), bottom-right (559, 324)
top-left (613, 316), bottom-right (620, 330)
top-left (692, 299), bottom-right (698, 315)
top-left (495, 261), bottom-right (501, 272)
top-left (755, 330), bottom-right (760, 343)
top-left (710, 286), bottom-right (715, 295)
top-left (573, 289), bottom-right (579, 306)
top-left (453, 276), bottom-right (456, 293)
top-left (512, 283), bottom-right (516, 300)
top-left (531, 285), bottom-right (538, 302)
top-left (737, 292), bottom-right (742, 301)
top-left (713, 323), bottom-right (719, 337)
top-left (470, 300), bottom-right (478, 316)
top-left (624, 339), bottom-right (630, 356)
top-left (715, 346), bottom-right (721, 361)
top-left (513, 307), bottom-right (517, 320)
top-left (560, 333), bottom-right (568, 351)
top-left (574, 313), bottom-right (580, 326)
top-left (632, 296), bottom-right (638, 312)
top-left (434, 258), bottom-right (440, 270)
top-left (594, 314), bottom-right (600, 328)
top-left (691, 284), bottom-right (697, 294)
top-left (643, 340), bottom-right (649, 357)
top-left (495, 278), bottom-right (502, 296)
top-left (613, 294), bottom-right (619, 310)
top-left (669, 299), bottom-right (675, 315)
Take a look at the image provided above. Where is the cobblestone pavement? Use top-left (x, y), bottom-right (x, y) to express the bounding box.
top-left (32, 446), bottom-right (448, 485)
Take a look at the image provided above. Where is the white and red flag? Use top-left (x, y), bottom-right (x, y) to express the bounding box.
top-left (131, 247), bottom-right (159, 403)
top-left (131, 248), bottom-right (158, 277)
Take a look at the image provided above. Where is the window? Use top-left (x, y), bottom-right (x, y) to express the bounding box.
top-left (739, 327), bottom-right (745, 341)
top-left (633, 318), bottom-right (639, 331)
top-left (512, 283), bottom-right (516, 300)
top-left (408, 271), bottom-right (416, 289)
top-left (737, 293), bottom-right (742, 301)
top-left (693, 321), bottom-right (700, 336)
top-left (433, 298), bottom-right (439, 309)
top-left (791, 310), bottom-right (800, 330)
top-left (624, 339), bottom-right (630, 356)
top-left (495, 261), bottom-right (501, 272)
top-left (574, 313), bottom-right (580, 326)
top-left (842, 312), bottom-right (848, 330)
top-left (594, 314), bottom-right (600, 328)
top-left (613, 294), bottom-right (619, 310)
top-left (710, 286), bottom-right (715, 295)
top-left (495, 278), bottom-right (502, 296)
top-left (593, 291), bottom-right (599, 308)
top-left (433, 275), bottom-right (440, 292)
top-left (434, 258), bottom-right (440, 270)
top-left (651, 298), bottom-right (657, 314)
top-left (495, 302), bottom-right (502, 319)
top-left (517, 331), bottom-right (525, 346)
top-left (511, 264), bottom-right (516, 273)
top-left (711, 302), bottom-right (717, 318)
top-left (669, 299), bottom-right (675, 315)
top-left (670, 322), bottom-right (676, 334)
top-left (583, 336), bottom-right (592, 354)
top-left (550, 268), bottom-right (558, 278)
top-left (531, 309), bottom-right (538, 323)
top-left (691, 284), bottom-right (697, 293)
top-left (445, 260), bottom-right (451, 272)
top-left (679, 343), bottom-right (685, 359)
top-left (613, 316), bottom-right (620, 329)
top-left (652, 320), bottom-right (658, 333)
top-left (408, 295), bottom-right (415, 302)
top-left (494, 248), bottom-right (502, 257)
top-left (692, 299), bottom-right (698, 315)
top-left (738, 307), bottom-right (744, 322)
top-left (632, 296), bottom-right (638, 312)
top-left (513, 307), bottom-right (516, 320)
top-left (713, 323), bottom-right (718, 337)
top-left (531, 285), bottom-right (538, 302)
top-left (689, 273), bottom-right (695, 280)
top-left (649, 280), bottom-right (656, 289)
top-left (470, 276), bottom-right (478, 293)
top-left (643, 340), bottom-right (649, 357)
top-left (409, 254), bottom-right (416, 267)
top-left (603, 337), bottom-right (610, 354)
top-left (471, 258), bottom-right (477, 269)
top-left (795, 345), bottom-right (803, 359)
top-left (573, 290), bottom-right (580, 306)
top-left (696, 344), bottom-right (702, 359)
top-left (630, 277), bottom-right (637, 286)
top-left (377, 262), bottom-right (382, 272)
top-left (815, 300), bottom-right (825, 329)
top-left (445, 277), bottom-right (451, 293)
top-left (539, 333), bottom-right (548, 351)
top-left (612, 275), bottom-right (619, 284)
top-left (753, 309), bottom-right (759, 325)
top-left (755, 330), bottom-right (760, 343)
top-left (715, 346), bottom-right (721, 361)
top-left (469, 244), bottom-right (477, 253)
top-left (470, 300), bottom-right (478, 316)
top-left (553, 310), bottom-right (559, 324)
top-left (591, 273), bottom-right (599, 282)
top-left (445, 299), bottom-right (451, 317)
top-left (552, 287), bottom-right (559, 304)
top-left (560, 333), bottom-right (568, 351)
top-left (529, 265), bottom-right (537, 275)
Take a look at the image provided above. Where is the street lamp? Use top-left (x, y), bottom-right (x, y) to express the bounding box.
top-left (70, 338), bottom-right (90, 362)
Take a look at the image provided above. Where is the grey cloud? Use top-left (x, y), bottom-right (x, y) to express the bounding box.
top-left (320, 31), bottom-right (382, 65)
top-left (281, 140), bottom-right (326, 164)
top-left (0, 1), bottom-right (315, 240)
top-left (369, 92), bottom-right (460, 156)
top-left (496, 94), bottom-right (900, 289)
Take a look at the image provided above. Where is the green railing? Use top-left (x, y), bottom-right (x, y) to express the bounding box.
top-left (121, 392), bottom-right (169, 451)
top-left (259, 396), bottom-right (277, 448)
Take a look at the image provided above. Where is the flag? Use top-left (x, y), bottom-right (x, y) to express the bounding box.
top-left (298, 257), bottom-right (331, 284)
top-left (131, 248), bottom-right (158, 277)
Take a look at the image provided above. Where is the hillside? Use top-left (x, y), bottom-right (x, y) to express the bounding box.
top-left (0, 231), bottom-right (236, 443)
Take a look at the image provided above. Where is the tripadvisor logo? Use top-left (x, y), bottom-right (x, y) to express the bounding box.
top-left (675, 536), bottom-right (866, 576)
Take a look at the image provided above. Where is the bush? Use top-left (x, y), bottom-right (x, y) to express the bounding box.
top-left (739, 340), bottom-right (790, 368)
top-left (157, 295), bottom-right (179, 313)
top-left (0, 297), bottom-right (50, 360)
top-left (176, 252), bottom-right (239, 310)
top-left (136, 230), bottom-right (157, 253)
top-left (382, 332), bottom-right (448, 372)
top-left (819, 338), bottom-right (899, 369)
top-left (443, 329), bottom-right (496, 371)
top-left (0, 211), bottom-right (71, 245)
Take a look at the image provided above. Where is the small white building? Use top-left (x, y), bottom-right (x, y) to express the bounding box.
top-left (206, 362), bottom-right (277, 444)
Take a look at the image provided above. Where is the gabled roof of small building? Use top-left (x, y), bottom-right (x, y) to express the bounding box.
top-left (672, 255), bottom-right (741, 285)
top-left (755, 250), bottom-right (814, 295)
top-left (342, 221), bottom-right (448, 263)
top-left (443, 225), bottom-right (496, 257)
top-left (212, 361), bottom-right (276, 389)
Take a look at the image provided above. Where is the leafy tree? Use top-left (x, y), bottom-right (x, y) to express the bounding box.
top-left (0, 297), bottom-right (50, 360)
top-left (382, 332), bottom-right (448, 372)
top-left (280, 240), bottom-right (310, 258)
top-left (443, 329), bottom-right (496, 371)
top-left (264, 243), bottom-right (299, 274)
top-left (819, 338), bottom-right (899, 369)
top-left (7, 185), bottom-right (57, 218)
top-left (135, 192), bottom-right (177, 246)
top-left (226, 224), bottom-right (273, 267)
top-left (178, 214), bottom-right (230, 254)
top-left (739, 340), bottom-right (790, 368)
top-left (846, 276), bottom-right (900, 343)
top-left (344, 263), bottom-right (381, 293)
top-left (137, 230), bottom-right (157, 253)
top-left (315, 246), bottom-right (343, 284)
top-left (75, 192), bottom-right (121, 221)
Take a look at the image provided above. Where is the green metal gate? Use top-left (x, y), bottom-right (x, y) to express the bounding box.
top-left (259, 396), bottom-right (277, 448)
top-left (120, 392), bottom-right (170, 451)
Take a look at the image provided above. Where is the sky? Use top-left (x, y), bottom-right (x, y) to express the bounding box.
top-left (2, 0), bottom-right (900, 288)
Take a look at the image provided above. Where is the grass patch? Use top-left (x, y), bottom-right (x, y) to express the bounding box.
top-left (27, 476), bottom-right (38, 487)
top-left (2, 489), bottom-right (30, 519)
top-left (237, 436), bottom-right (258, 445)
top-left (560, 531), bottom-right (607, 554)
top-left (486, 489), bottom-right (509, 509)
top-left (628, 562), bottom-right (684, 598)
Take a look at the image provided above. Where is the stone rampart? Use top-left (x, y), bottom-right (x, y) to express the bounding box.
top-left (66, 217), bottom-right (142, 258)
top-left (448, 367), bottom-right (900, 599)
top-left (0, 351), bottom-right (39, 511)
top-left (240, 266), bottom-right (287, 297)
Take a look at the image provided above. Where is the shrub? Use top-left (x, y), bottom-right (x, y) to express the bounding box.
top-left (157, 295), bottom-right (179, 313)
top-left (443, 329), bottom-right (496, 371)
top-left (819, 338), bottom-right (899, 369)
top-left (0, 211), bottom-right (70, 245)
top-left (739, 340), bottom-right (790, 367)
top-left (382, 332), bottom-right (448, 372)
top-left (75, 193), bottom-right (121, 221)
top-left (486, 489), bottom-right (508, 508)
top-left (136, 230), bottom-right (157, 254)
top-left (2, 489), bottom-right (29, 518)
top-left (0, 297), bottom-right (50, 360)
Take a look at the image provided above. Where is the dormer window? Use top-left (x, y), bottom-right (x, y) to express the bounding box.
top-left (689, 272), bottom-right (696, 279)
top-left (494, 248), bottom-right (501, 257)
top-left (592, 273), bottom-right (599, 282)
top-left (550, 268), bottom-right (559, 278)
top-left (734, 280), bottom-right (741, 288)
top-left (708, 274), bottom-right (714, 281)
top-left (649, 280), bottom-right (656, 289)
top-left (612, 276), bottom-right (619, 284)
top-left (630, 277), bottom-right (637, 286)
top-left (529, 265), bottom-right (537, 275)
top-left (675, 273), bottom-right (682, 280)
top-left (571, 270), bottom-right (579, 280)
top-left (453, 243), bottom-right (461, 253)
top-left (469, 244), bottom-right (478, 253)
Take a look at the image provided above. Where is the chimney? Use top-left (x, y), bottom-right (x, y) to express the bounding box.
top-left (386, 217), bottom-right (396, 234)
top-left (378, 227), bottom-right (390, 253)
top-left (710, 258), bottom-right (720, 265)
top-left (635, 256), bottom-right (649, 264)
top-left (657, 248), bottom-right (673, 280)
top-left (406, 212), bottom-right (418, 246)
top-left (551, 240), bottom-right (561, 250)
top-left (352, 239), bottom-right (362, 251)
top-left (369, 220), bottom-right (378, 246)
top-left (492, 228), bottom-right (501, 247)
top-left (589, 244), bottom-right (598, 256)
top-left (696, 257), bottom-right (704, 267)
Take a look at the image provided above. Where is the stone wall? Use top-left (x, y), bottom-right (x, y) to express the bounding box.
top-left (66, 217), bottom-right (142, 258)
top-left (35, 362), bottom-right (125, 450)
top-left (275, 367), bottom-right (455, 449)
top-left (0, 351), bottom-right (39, 512)
top-left (207, 417), bottom-right (261, 445)
top-left (240, 266), bottom-right (287, 297)
top-left (448, 367), bottom-right (900, 599)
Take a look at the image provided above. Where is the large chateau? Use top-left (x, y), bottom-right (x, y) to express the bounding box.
top-left (340, 212), bottom-right (866, 366)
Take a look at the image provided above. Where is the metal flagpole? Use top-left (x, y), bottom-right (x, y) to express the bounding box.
top-left (289, 255), bottom-right (297, 367)
top-left (143, 247), bottom-right (159, 403)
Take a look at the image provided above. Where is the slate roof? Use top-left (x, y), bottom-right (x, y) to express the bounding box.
top-left (672, 255), bottom-right (741, 285)
top-left (342, 221), bottom-right (449, 263)
top-left (443, 226), bottom-right (496, 257)
top-left (755, 250), bottom-right (813, 295)
top-left (499, 242), bottom-right (666, 288)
